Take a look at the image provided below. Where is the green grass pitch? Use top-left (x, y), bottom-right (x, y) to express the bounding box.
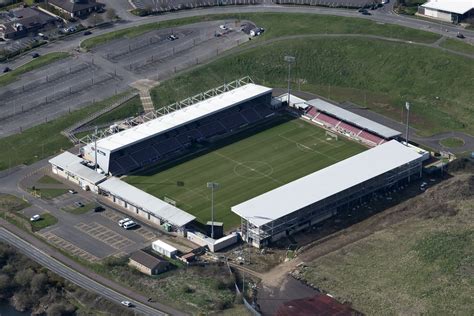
top-left (125, 116), bottom-right (366, 229)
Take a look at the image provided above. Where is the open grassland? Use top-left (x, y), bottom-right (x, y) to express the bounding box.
top-left (300, 172), bottom-right (474, 315)
top-left (0, 52), bottom-right (69, 86)
top-left (440, 38), bottom-right (474, 55)
top-left (126, 116), bottom-right (366, 228)
top-left (82, 12), bottom-right (439, 50)
top-left (151, 37), bottom-right (474, 136)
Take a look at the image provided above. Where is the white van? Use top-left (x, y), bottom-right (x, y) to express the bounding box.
top-left (123, 220), bottom-right (136, 229)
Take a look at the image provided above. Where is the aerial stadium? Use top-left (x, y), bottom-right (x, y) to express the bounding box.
top-left (49, 77), bottom-right (429, 248)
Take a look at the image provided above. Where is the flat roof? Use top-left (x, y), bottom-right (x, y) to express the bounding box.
top-left (305, 99), bottom-right (401, 139)
top-left (152, 240), bottom-right (178, 253)
top-left (421, 0), bottom-right (474, 15)
top-left (49, 151), bottom-right (106, 184)
top-left (98, 177), bottom-right (195, 227)
top-left (231, 140), bottom-right (422, 227)
top-left (94, 83), bottom-right (272, 152)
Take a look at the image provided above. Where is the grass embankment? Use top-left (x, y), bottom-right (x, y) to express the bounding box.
top-left (62, 202), bottom-right (97, 215)
top-left (0, 52), bottom-right (69, 87)
top-left (0, 92), bottom-right (130, 171)
top-left (126, 117), bottom-right (365, 227)
top-left (300, 172), bottom-right (474, 315)
top-left (439, 137), bottom-right (465, 148)
top-left (30, 213), bottom-right (58, 230)
top-left (30, 188), bottom-right (68, 200)
top-left (151, 37), bottom-right (474, 136)
top-left (440, 38), bottom-right (474, 55)
top-left (37, 175), bottom-right (62, 185)
top-left (81, 12), bottom-right (439, 50)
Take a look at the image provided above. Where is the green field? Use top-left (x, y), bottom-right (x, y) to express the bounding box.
top-left (125, 116), bottom-right (366, 228)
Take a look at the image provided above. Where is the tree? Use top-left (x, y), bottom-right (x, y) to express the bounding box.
top-left (46, 302), bottom-right (75, 316)
top-left (0, 274), bottom-right (11, 298)
top-left (106, 8), bottom-right (116, 21)
top-left (31, 273), bottom-right (48, 294)
top-left (13, 268), bottom-right (34, 287)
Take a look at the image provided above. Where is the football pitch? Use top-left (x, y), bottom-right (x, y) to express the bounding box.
top-left (125, 116), bottom-right (366, 229)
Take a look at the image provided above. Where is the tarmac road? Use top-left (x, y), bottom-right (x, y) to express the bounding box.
top-left (0, 227), bottom-right (169, 316)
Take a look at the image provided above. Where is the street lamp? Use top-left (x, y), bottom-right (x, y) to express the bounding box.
top-left (284, 55), bottom-right (296, 106)
top-left (207, 182), bottom-right (219, 239)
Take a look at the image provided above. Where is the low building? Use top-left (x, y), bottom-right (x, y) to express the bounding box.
top-left (49, 151), bottom-right (106, 193)
top-left (98, 177), bottom-right (195, 233)
top-left (186, 231), bottom-right (239, 252)
top-left (129, 250), bottom-right (170, 276)
top-left (418, 0), bottom-right (474, 23)
top-left (48, 0), bottom-right (105, 18)
top-left (0, 7), bottom-right (58, 40)
top-left (151, 240), bottom-right (178, 258)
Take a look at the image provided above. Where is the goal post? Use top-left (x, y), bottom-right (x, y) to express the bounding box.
top-left (325, 131), bottom-right (338, 141)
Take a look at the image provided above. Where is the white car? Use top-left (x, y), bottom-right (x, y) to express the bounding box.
top-left (121, 300), bottom-right (133, 307)
top-left (219, 24), bottom-right (227, 30)
top-left (30, 214), bottom-right (41, 222)
top-left (123, 220), bottom-right (137, 229)
top-left (118, 218), bottom-right (131, 227)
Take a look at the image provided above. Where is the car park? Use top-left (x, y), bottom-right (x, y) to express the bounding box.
top-left (118, 218), bottom-right (131, 227)
top-left (30, 214), bottom-right (41, 222)
top-left (123, 220), bottom-right (137, 229)
top-left (121, 301), bottom-right (133, 307)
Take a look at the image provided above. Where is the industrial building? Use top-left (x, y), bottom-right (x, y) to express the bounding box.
top-left (128, 250), bottom-right (170, 276)
top-left (418, 0), bottom-right (474, 23)
top-left (231, 140), bottom-right (427, 248)
top-left (152, 240), bottom-right (178, 258)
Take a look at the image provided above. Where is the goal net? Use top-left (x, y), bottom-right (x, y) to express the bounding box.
top-left (325, 131), bottom-right (338, 141)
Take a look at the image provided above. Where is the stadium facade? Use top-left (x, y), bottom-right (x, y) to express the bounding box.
top-left (81, 82), bottom-right (274, 175)
top-left (231, 140), bottom-right (427, 248)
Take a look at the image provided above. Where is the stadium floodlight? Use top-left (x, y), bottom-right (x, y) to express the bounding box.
top-left (284, 55), bottom-right (296, 106)
top-left (405, 101), bottom-right (410, 147)
top-left (207, 182), bottom-right (219, 239)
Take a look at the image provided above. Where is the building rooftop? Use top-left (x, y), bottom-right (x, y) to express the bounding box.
top-left (306, 98), bottom-right (401, 139)
top-left (49, 151), bottom-right (106, 185)
top-left (152, 240), bottom-right (178, 253)
top-left (93, 83), bottom-right (272, 152)
top-left (421, 0), bottom-right (474, 15)
top-left (98, 177), bottom-right (195, 227)
top-left (49, 0), bottom-right (104, 13)
top-left (231, 140), bottom-right (422, 227)
top-left (129, 250), bottom-right (166, 269)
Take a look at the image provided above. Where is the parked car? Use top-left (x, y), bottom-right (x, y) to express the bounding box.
top-left (420, 181), bottom-right (428, 191)
top-left (457, 32), bottom-right (465, 39)
top-left (219, 24), bottom-right (228, 30)
top-left (68, 189), bottom-right (77, 194)
top-left (121, 301), bottom-right (133, 307)
top-left (382, 0), bottom-right (389, 4)
top-left (32, 52), bottom-right (40, 58)
top-left (30, 214), bottom-right (41, 222)
top-left (118, 218), bottom-right (131, 227)
top-left (74, 201), bottom-right (84, 208)
top-left (93, 206), bottom-right (104, 212)
top-left (123, 220), bottom-right (137, 229)
top-left (361, 11), bottom-right (371, 15)
top-left (83, 31), bottom-right (92, 36)
top-left (167, 34), bottom-right (177, 41)
top-left (3, 67), bottom-right (11, 73)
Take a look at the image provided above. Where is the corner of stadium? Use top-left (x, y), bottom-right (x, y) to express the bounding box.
top-left (49, 76), bottom-right (430, 250)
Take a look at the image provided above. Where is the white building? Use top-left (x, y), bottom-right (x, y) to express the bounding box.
top-left (49, 151), bottom-right (106, 192)
top-left (152, 240), bottom-right (178, 258)
top-left (419, 0), bottom-right (474, 23)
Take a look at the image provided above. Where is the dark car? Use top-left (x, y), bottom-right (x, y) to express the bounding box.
top-left (32, 52), bottom-right (40, 58)
top-left (3, 67), bottom-right (11, 73)
top-left (357, 8), bottom-right (366, 12)
top-left (362, 11), bottom-right (371, 15)
top-left (457, 32), bottom-right (465, 39)
top-left (83, 31), bottom-right (92, 36)
top-left (94, 206), bottom-right (104, 212)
